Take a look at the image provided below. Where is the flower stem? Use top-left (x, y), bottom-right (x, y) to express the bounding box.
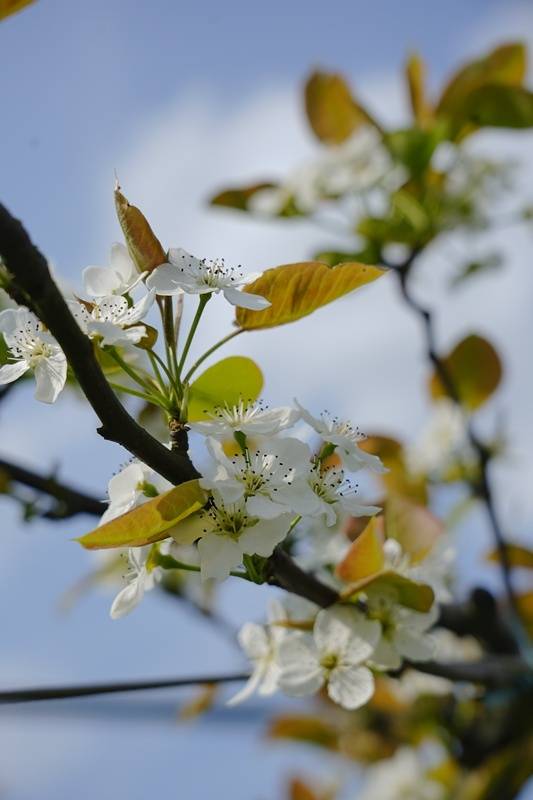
top-left (107, 348), bottom-right (152, 391)
top-left (183, 328), bottom-right (244, 383)
top-left (108, 382), bottom-right (169, 410)
top-left (177, 294), bottom-right (210, 377)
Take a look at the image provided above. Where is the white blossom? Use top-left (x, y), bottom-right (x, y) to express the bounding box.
top-left (304, 464), bottom-right (381, 526)
top-left (68, 291), bottom-right (155, 346)
top-left (174, 492), bottom-right (292, 581)
top-left (407, 398), bottom-right (470, 476)
top-left (368, 591), bottom-right (438, 671)
top-left (295, 400), bottom-right (386, 473)
top-left (146, 248), bottom-right (270, 310)
top-left (200, 435), bottom-right (316, 519)
top-left (190, 400), bottom-right (300, 439)
top-left (100, 461), bottom-right (172, 525)
top-left (0, 307), bottom-right (67, 403)
top-left (83, 243), bottom-right (143, 298)
top-left (356, 747), bottom-right (445, 800)
top-left (110, 546), bottom-right (160, 619)
top-left (278, 606), bottom-right (380, 709)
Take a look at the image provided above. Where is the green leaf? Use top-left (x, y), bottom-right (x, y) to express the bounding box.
top-left (210, 182), bottom-right (278, 211)
top-left (343, 570), bottom-right (435, 612)
top-left (304, 71), bottom-right (380, 144)
top-left (0, 333), bottom-right (8, 365)
top-left (436, 42), bottom-right (526, 124)
top-left (235, 260), bottom-right (385, 330)
top-left (466, 84), bottom-right (533, 129)
top-left (385, 126), bottom-right (446, 177)
top-left (76, 480), bottom-right (207, 550)
top-left (188, 356), bottom-right (263, 421)
top-left (429, 334), bottom-right (502, 411)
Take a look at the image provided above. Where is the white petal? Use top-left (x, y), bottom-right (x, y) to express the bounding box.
top-left (327, 665), bottom-right (375, 709)
top-left (0, 360), bottom-right (29, 385)
top-left (340, 496), bottom-right (381, 517)
top-left (110, 242), bottom-right (137, 282)
top-left (146, 263), bottom-right (187, 296)
top-left (238, 622), bottom-right (270, 660)
top-left (278, 634), bottom-right (324, 697)
top-left (33, 351), bottom-right (67, 403)
top-left (239, 515), bottom-right (292, 558)
top-left (198, 534), bottom-right (242, 581)
top-left (125, 290), bottom-right (156, 324)
top-left (314, 606), bottom-right (358, 654)
top-left (371, 635), bottom-right (403, 670)
top-left (246, 494), bottom-right (291, 519)
top-left (0, 308), bottom-right (20, 336)
top-left (394, 629), bottom-right (436, 662)
top-left (222, 286), bottom-right (271, 310)
top-left (110, 576), bottom-right (145, 619)
top-left (226, 666), bottom-right (264, 706)
top-left (83, 266), bottom-right (121, 298)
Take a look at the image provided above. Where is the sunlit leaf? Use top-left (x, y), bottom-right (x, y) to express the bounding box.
top-left (235, 261), bottom-right (385, 330)
top-left (466, 84), bottom-right (533, 129)
top-left (210, 182), bottom-right (278, 211)
top-left (336, 517), bottom-right (385, 582)
top-left (429, 334), bottom-right (502, 411)
top-left (0, 0), bottom-right (35, 21)
top-left (405, 52), bottom-right (433, 127)
top-left (385, 495), bottom-right (444, 563)
top-left (487, 543), bottom-right (533, 570)
top-left (268, 714), bottom-right (338, 750)
top-left (178, 684), bottom-right (218, 720)
top-left (342, 570), bottom-right (435, 612)
top-left (385, 127), bottom-right (445, 177)
top-left (360, 435), bottom-right (428, 503)
top-left (304, 71), bottom-right (381, 144)
top-left (436, 42), bottom-right (526, 131)
top-left (187, 356), bottom-right (263, 422)
top-left (77, 480), bottom-right (207, 550)
top-left (114, 186), bottom-right (167, 273)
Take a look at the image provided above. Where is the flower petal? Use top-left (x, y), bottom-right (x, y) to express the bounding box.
top-left (327, 665), bottom-right (374, 709)
top-left (83, 266), bottom-right (121, 298)
top-left (278, 633), bottom-right (324, 697)
top-left (239, 515), bottom-right (292, 558)
top-left (33, 351), bottom-right (67, 403)
top-left (0, 360), bottom-right (29, 385)
top-left (198, 534), bottom-right (242, 581)
top-left (222, 286), bottom-right (271, 310)
top-left (110, 574), bottom-right (146, 619)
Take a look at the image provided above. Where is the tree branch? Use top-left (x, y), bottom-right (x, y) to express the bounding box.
top-left (0, 203), bottom-right (198, 486)
top-left (0, 457), bottom-right (103, 519)
top-left (409, 655), bottom-right (531, 687)
top-left (0, 672), bottom-right (249, 704)
top-left (266, 546), bottom-right (339, 607)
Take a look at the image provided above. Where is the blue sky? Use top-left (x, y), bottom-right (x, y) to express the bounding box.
top-left (1, 1), bottom-right (533, 798)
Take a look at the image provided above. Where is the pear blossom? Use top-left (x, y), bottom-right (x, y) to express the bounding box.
top-left (83, 243), bottom-right (144, 298)
top-left (0, 307), bottom-right (67, 403)
top-left (173, 492), bottom-right (292, 581)
top-left (407, 398), bottom-right (470, 477)
top-left (228, 596), bottom-right (318, 705)
top-left (146, 247), bottom-right (270, 310)
top-left (200, 436), bottom-right (316, 519)
top-left (304, 464), bottom-right (381, 526)
top-left (110, 546), bottom-right (160, 619)
top-left (190, 399), bottom-right (300, 439)
top-left (367, 591), bottom-right (438, 671)
top-left (295, 400), bottom-right (386, 474)
top-left (100, 461), bottom-right (172, 525)
top-left (68, 291), bottom-right (155, 346)
top-left (278, 606), bottom-right (380, 709)
top-left (356, 747), bottom-right (445, 800)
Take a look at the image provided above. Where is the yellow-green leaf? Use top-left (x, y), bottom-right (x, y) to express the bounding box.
top-left (342, 570), bottom-right (435, 612)
top-left (436, 42), bottom-right (526, 118)
top-left (114, 186), bottom-right (167, 274)
top-left (0, 0), bottom-right (35, 21)
top-left (210, 182), bottom-right (277, 211)
top-left (405, 52), bottom-right (433, 127)
top-left (304, 71), bottom-right (380, 144)
top-left (188, 356), bottom-right (263, 422)
top-left (487, 543), bottom-right (533, 570)
top-left (268, 714), bottom-right (338, 750)
top-left (466, 84), bottom-right (533, 129)
top-left (336, 517), bottom-right (385, 582)
top-left (77, 480), bottom-right (207, 550)
top-left (429, 334), bottom-right (502, 411)
top-left (235, 261), bottom-right (385, 330)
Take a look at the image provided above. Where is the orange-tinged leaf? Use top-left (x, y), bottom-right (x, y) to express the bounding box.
top-left (210, 182), bottom-right (277, 211)
top-left (429, 334), bottom-right (502, 411)
top-left (360, 435), bottom-right (428, 503)
top-left (236, 260), bottom-right (385, 330)
top-left (385, 495), bottom-right (443, 563)
top-left (77, 480), bottom-right (207, 550)
top-left (336, 517), bottom-right (385, 582)
top-left (114, 186), bottom-right (167, 274)
top-left (178, 684), bottom-right (218, 720)
top-left (342, 570), bottom-right (435, 612)
top-left (0, 0), bottom-right (35, 21)
top-left (289, 778), bottom-right (320, 800)
top-left (304, 71), bottom-right (381, 144)
top-left (268, 714), bottom-right (338, 750)
top-left (487, 543), bottom-right (533, 570)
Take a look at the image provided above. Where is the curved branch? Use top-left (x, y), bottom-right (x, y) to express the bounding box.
top-left (0, 457), bottom-right (103, 519)
top-left (409, 656), bottom-right (531, 687)
top-left (0, 203), bottom-right (198, 486)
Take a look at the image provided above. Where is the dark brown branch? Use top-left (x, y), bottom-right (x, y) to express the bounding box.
top-left (0, 457), bottom-right (103, 519)
top-left (409, 656), bottom-right (531, 687)
top-left (266, 546), bottom-right (339, 607)
top-left (394, 256), bottom-right (520, 631)
top-left (0, 672), bottom-right (249, 704)
top-left (0, 203), bottom-right (198, 486)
